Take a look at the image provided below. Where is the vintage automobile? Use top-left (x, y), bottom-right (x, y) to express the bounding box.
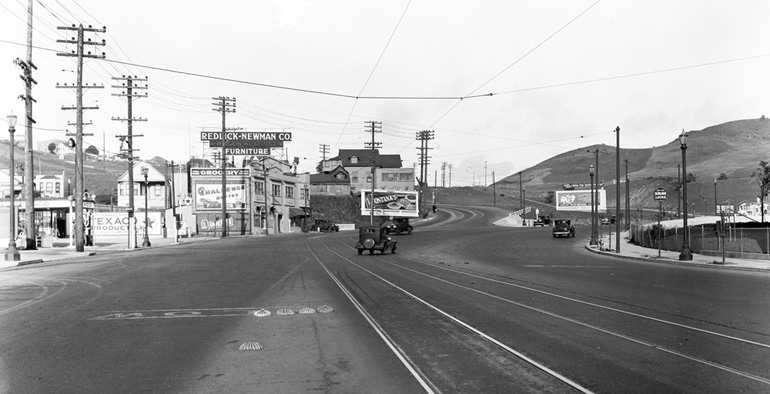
top-left (383, 217), bottom-right (413, 235)
top-left (533, 215), bottom-right (551, 227)
top-left (552, 218), bottom-right (575, 238)
top-left (355, 225), bottom-right (397, 255)
top-left (312, 219), bottom-right (339, 233)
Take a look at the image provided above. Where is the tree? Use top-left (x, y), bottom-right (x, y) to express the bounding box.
top-left (755, 160), bottom-right (770, 223)
top-left (47, 142), bottom-right (57, 154)
top-left (85, 145), bottom-right (99, 156)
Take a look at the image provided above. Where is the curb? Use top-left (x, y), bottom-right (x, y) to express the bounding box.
top-left (584, 244), bottom-right (770, 273)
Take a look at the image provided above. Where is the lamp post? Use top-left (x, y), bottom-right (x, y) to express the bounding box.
top-left (589, 164), bottom-right (597, 246)
top-left (714, 178), bottom-right (718, 216)
top-left (679, 130), bottom-right (692, 260)
top-left (141, 166), bottom-right (151, 247)
top-left (5, 112), bottom-right (20, 261)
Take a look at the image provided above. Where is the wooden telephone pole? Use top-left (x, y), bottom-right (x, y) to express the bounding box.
top-left (57, 24), bottom-right (106, 252)
top-left (112, 76), bottom-right (147, 248)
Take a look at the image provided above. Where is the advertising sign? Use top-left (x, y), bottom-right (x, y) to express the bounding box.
top-left (201, 131), bottom-right (292, 147)
top-left (653, 187), bottom-right (667, 201)
top-left (555, 189), bottom-right (606, 212)
top-left (93, 211), bottom-right (162, 236)
top-left (194, 182), bottom-right (247, 210)
top-left (360, 190), bottom-right (419, 218)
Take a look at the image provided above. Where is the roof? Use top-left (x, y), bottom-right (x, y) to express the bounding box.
top-left (330, 149), bottom-right (402, 168)
top-left (309, 173), bottom-right (348, 185)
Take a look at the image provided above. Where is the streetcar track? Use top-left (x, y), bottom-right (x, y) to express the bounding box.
top-left (303, 239), bottom-right (439, 394)
top-left (322, 235), bottom-right (770, 386)
top-left (313, 237), bottom-right (594, 393)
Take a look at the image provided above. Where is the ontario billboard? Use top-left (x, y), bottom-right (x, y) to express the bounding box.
top-left (360, 190), bottom-right (419, 218)
top-left (555, 189), bottom-right (606, 212)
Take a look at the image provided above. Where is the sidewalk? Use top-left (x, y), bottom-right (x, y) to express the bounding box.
top-left (0, 235), bottom-right (215, 270)
top-left (586, 231), bottom-right (770, 272)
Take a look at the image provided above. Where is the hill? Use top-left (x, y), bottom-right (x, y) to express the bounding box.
top-left (494, 117), bottom-right (770, 215)
top-left (0, 142), bottom-right (170, 205)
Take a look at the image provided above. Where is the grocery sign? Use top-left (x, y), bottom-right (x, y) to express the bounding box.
top-left (360, 190), bottom-right (419, 218)
top-left (555, 190), bottom-right (606, 212)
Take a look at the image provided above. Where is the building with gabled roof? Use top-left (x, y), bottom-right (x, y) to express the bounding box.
top-left (314, 149), bottom-right (414, 195)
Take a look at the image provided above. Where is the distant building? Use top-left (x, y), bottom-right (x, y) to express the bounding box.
top-left (737, 197), bottom-right (769, 218)
top-left (314, 149), bottom-right (414, 195)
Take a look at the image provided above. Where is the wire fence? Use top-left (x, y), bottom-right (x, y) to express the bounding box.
top-left (630, 222), bottom-right (770, 256)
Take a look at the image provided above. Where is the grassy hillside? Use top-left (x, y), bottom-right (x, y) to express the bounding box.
top-left (0, 141), bottom-right (169, 204)
top-left (496, 117), bottom-right (770, 215)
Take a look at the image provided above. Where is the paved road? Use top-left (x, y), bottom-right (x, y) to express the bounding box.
top-left (1, 207), bottom-right (769, 393)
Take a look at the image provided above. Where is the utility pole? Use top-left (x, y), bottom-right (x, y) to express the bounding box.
top-left (365, 121), bottom-right (382, 225)
top-left (625, 159), bottom-right (630, 231)
top-left (492, 172), bottom-right (496, 206)
top-left (615, 126), bottom-right (621, 253)
top-left (112, 75), bottom-right (147, 249)
top-left (170, 160), bottom-right (178, 243)
top-left (212, 96), bottom-right (236, 238)
top-left (319, 143), bottom-right (330, 161)
top-left (14, 0), bottom-right (38, 250)
top-left (415, 130), bottom-right (434, 217)
top-left (448, 164), bottom-right (452, 187)
top-left (57, 23), bottom-right (106, 253)
top-left (441, 162), bottom-right (447, 188)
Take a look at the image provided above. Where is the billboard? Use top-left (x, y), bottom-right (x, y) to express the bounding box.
top-left (194, 182), bottom-right (247, 211)
top-left (360, 190), bottom-right (419, 218)
top-left (555, 189), bottom-right (606, 212)
top-left (93, 212), bottom-right (162, 236)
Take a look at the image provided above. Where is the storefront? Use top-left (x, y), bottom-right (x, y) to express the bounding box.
top-left (190, 168), bottom-right (251, 236)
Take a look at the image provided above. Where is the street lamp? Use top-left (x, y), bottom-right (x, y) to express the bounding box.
top-left (141, 166), bottom-right (151, 247)
top-left (5, 112), bottom-right (20, 261)
top-left (679, 130), bottom-right (692, 260)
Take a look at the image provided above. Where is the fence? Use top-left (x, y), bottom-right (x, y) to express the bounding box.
top-left (630, 222), bottom-right (770, 258)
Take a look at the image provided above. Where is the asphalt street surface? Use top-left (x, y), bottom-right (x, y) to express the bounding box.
top-left (1, 206), bottom-right (769, 393)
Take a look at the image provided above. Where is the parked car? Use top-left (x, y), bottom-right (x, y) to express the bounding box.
top-left (384, 218), bottom-right (413, 235)
top-left (552, 219), bottom-right (575, 238)
top-left (355, 225), bottom-right (397, 255)
top-left (312, 219), bottom-right (339, 232)
top-left (533, 215), bottom-right (551, 227)
top-left (600, 217), bottom-right (610, 225)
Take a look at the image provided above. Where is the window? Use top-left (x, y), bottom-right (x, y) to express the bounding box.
top-left (350, 156), bottom-right (359, 164)
top-left (272, 184), bottom-right (281, 197)
top-left (382, 173), bottom-right (399, 182)
top-left (300, 188), bottom-right (306, 200)
top-left (154, 185), bottom-right (161, 197)
top-left (134, 184), bottom-right (140, 196)
top-left (55, 182), bottom-right (61, 195)
top-left (399, 172), bottom-right (413, 181)
top-left (255, 181), bottom-right (264, 194)
top-left (45, 182), bottom-right (54, 195)
top-left (285, 186), bottom-right (294, 199)
top-left (351, 174), bottom-right (358, 183)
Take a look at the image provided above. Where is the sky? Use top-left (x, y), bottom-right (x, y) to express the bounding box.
top-left (1, 0), bottom-right (769, 186)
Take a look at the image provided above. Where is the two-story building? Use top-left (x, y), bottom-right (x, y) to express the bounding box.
top-left (249, 156), bottom-right (309, 234)
top-left (314, 149), bottom-right (415, 195)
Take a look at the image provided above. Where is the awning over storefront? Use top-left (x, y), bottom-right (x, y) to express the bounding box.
top-left (289, 207), bottom-right (307, 217)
